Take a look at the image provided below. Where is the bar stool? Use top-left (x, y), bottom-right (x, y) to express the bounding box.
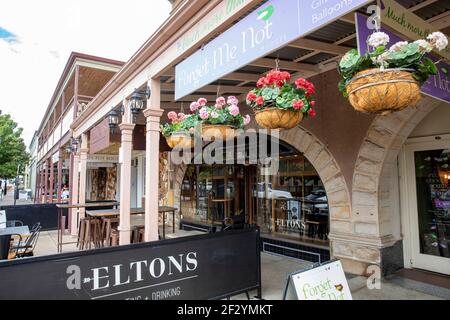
top-left (101, 217), bottom-right (120, 247)
top-left (82, 218), bottom-right (102, 250)
top-left (77, 217), bottom-right (91, 250)
top-left (110, 229), bottom-right (119, 246)
top-left (132, 225), bottom-right (145, 243)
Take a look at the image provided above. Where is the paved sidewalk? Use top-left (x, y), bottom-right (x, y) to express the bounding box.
top-left (0, 187), bottom-right (34, 206)
top-left (233, 253), bottom-right (447, 300)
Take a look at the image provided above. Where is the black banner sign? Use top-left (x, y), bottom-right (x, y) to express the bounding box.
top-left (0, 228), bottom-right (261, 300)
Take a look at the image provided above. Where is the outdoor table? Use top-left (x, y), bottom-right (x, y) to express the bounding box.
top-left (56, 202), bottom-right (119, 253)
top-left (85, 206), bottom-right (178, 240)
top-left (85, 207), bottom-right (144, 218)
top-left (158, 206), bottom-right (177, 239)
top-left (0, 226), bottom-right (30, 260)
top-left (165, 229), bottom-right (205, 239)
top-left (0, 226), bottom-right (30, 237)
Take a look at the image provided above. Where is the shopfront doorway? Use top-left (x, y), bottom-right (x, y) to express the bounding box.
top-left (401, 135), bottom-right (450, 275)
top-left (178, 135), bottom-right (330, 262)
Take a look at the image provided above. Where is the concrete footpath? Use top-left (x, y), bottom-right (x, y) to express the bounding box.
top-left (0, 187), bottom-right (34, 206)
top-left (1, 190), bottom-right (448, 300)
top-left (236, 253), bottom-right (449, 300)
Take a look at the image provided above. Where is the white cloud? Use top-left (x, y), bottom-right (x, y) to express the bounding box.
top-left (0, 0), bottom-right (171, 147)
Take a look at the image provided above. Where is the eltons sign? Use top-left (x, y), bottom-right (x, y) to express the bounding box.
top-left (175, 0), bottom-right (372, 100)
top-left (0, 228), bottom-right (261, 300)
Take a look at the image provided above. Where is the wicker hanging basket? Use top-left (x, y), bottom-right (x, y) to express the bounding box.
top-left (345, 68), bottom-right (421, 115)
top-left (202, 125), bottom-right (236, 141)
top-left (165, 133), bottom-right (193, 149)
top-left (255, 107), bottom-right (303, 129)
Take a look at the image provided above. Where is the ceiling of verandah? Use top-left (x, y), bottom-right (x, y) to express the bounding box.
top-left (156, 0), bottom-right (450, 121)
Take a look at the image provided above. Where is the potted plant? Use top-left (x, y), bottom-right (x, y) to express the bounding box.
top-left (189, 96), bottom-right (251, 141)
top-left (245, 69), bottom-right (316, 129)
top-left (338, 31), bottom-right (448, 114)
top-left (161, 111), bottom-right (197, 148)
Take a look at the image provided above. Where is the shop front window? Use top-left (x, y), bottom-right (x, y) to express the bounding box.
top-left (179, 138), bottom-right (329, 246)
top-left (414, 149), bottom-right (450, 258)
top-left (254, 155), bottom-right (329, 246)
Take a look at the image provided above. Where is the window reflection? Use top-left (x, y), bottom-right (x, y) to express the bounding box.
top-left (180, 140), bottom-right (329, 246)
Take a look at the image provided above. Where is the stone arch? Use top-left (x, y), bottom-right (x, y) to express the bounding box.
top-left (344, 96), bottom-right (441, 274)
top-left (171, 126), bottom-right (352, 240)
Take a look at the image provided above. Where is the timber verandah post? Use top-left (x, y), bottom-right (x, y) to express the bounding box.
top-left (78, 133), bottom-right (89, 219)
top-left (144, 78), bottom-right (164, 242)
top-left (119, 98), bottom-right (135, 245)
top-left (70, 151), bottom-right (80, 236)
top-left (44, 159), bottom-right (49, 203)
top-left (49, 157), bottom-right (54, 203)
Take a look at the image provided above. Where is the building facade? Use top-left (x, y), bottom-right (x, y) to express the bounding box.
top-left (35, 0), bottom-right (450, 276)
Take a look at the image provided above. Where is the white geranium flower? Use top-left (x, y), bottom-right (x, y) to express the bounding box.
top-left (414, 39), bottom-right (433, 53)
top-left (427, 32), bottom-right (448, 51)
top-left (372, 52), bottom-right (389, 68)
top-left (389, 41), bottom-right (408, 52)
top-left (368, 31), bottom-right (390, 48)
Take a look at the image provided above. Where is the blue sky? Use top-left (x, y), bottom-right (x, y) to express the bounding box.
top-left (0, 26), bottom-right (17, 43)
top-left (0, 0), bottom-right (171, 146)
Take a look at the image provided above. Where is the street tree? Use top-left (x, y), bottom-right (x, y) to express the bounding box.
top-left (0, 112), bottom-right (29, 179)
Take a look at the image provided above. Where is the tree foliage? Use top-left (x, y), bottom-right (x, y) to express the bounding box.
top-left (0, 113), bottom-right (29, 178)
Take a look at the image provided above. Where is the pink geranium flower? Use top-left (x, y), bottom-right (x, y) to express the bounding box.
top-left (228, 104), bottom-right (240, 116)
top-left (199, 107), bottom-right (209, 119)
top-left (190, 101), bottom-right (200, 112)
top-left (198, 98), bottom-right (208, 106)
top-left (227, 96), bottom-right (239, 105)
top-left (244, 114), bottom-right (251, 125)
top-left (167, 111), bottom-right (177, 120)
top-left (216, 97), bottom-right (226, 107)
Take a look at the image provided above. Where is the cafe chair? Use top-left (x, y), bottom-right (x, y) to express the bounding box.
top-left (9, 224), bottom-right (42, 259)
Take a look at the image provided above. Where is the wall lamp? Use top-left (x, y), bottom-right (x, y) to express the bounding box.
top-left (129, 86), bottom-right (151, 117)
top-left (108, 86), bottom-right (151, 131)
top-left (66, 136), bottom-right (81, 154)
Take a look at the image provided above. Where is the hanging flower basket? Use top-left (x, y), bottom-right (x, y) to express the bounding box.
top-left (338, 31), bottom-right (448, 115)
top-left (346, 68), bottom-right (421, 114)
top-left (254, 107), bottom-right (303, 129)
top-left (192, 96), bottom-right (250, 141)
top-left (165, 132), bottom-right (193, 149)
top-left (201, 124), bottom-right (236, 141)
top-left (246, 70), bottom-right (316, 130)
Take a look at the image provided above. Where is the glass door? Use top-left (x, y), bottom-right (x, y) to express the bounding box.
top-left (402, 137), bottom-right (450, 275)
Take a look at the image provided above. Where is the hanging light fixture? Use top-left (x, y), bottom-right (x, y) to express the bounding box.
top-left (108, 104), bottom-right (125, 133)
top-left (129, 86), bottom-right (151, 122)
top-left (108, 109), bottom-right (120, 129)
top-left (65, 137), bottom-right (81, 154)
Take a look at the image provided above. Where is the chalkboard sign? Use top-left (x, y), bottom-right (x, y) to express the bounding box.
top-left (283, 260), bottom-right (352, 300)
top-left (0, 227), bottom-right (261, 300)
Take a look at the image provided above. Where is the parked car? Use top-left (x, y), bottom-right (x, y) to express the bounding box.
top-left (253, 183), bottom-right (293, 199)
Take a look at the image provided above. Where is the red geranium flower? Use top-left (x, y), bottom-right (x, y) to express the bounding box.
top-left (247, 92), bottom-right (257, 101)
top-left (256, 96), bottom-right (264, 106)
top-left (292, 100), bottom-right (304, 110)
top-left (310, 101), bottom-right (315, 107)
top-left (308, 109), bottom-right (316, 117)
